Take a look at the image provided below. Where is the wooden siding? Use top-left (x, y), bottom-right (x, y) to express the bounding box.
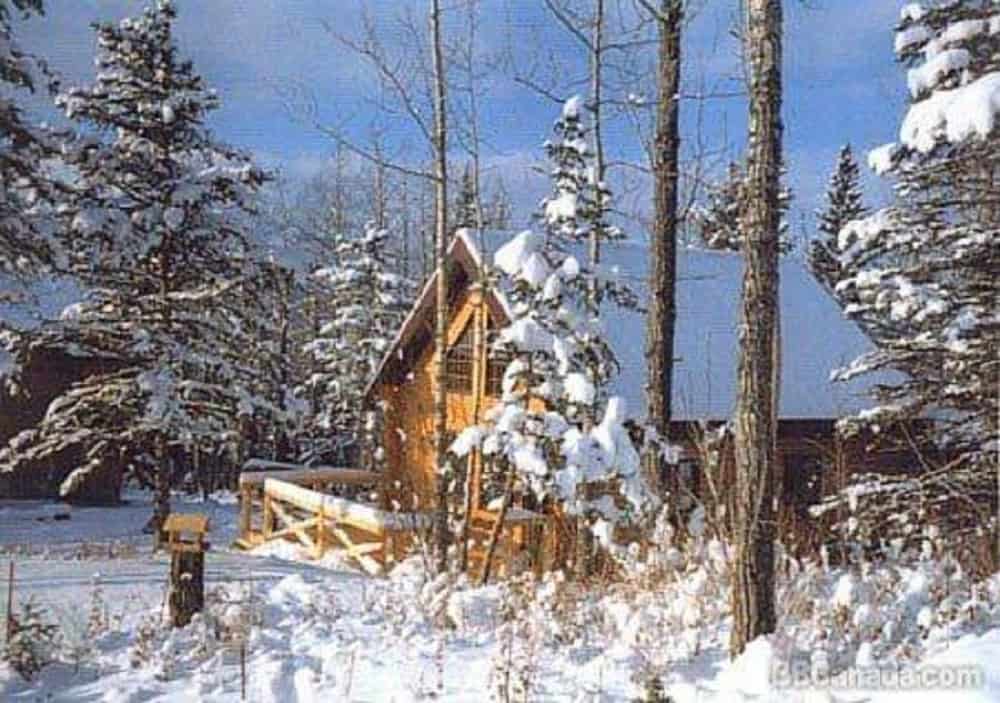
top-left (380, 285), bottom-right (493, 511)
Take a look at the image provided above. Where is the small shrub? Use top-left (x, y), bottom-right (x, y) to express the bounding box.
top-left (3, 598), bottom-right (60, 681)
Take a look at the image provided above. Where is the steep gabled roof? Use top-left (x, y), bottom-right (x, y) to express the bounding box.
top-left (367, 230), bottom-right (508, 391)
top-left (371, 229), bottom-right (881, 422)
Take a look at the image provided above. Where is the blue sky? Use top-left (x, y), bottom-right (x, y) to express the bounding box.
top-left (17, 1), bottom-right (907, 240)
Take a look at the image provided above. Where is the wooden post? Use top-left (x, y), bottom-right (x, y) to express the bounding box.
top-left (239, 484), bottom-right (252, 542)
top-left (164, 514), bottom-right (209, 628)
top-left (262, 492), bottom-right (274, 540)
top-left (169, 550), bottom-right (205, 628)
top-left (532, 521), bottom-right (544, 578)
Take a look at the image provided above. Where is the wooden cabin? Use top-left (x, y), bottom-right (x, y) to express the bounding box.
top-left (0, 341), bottom-right (138, 504)
top-left (366, 233), bottom-right (550, 573)
top-left (0, 277), bottom-right (125, 503)
top-left (365, 229), bottom-right (926, 566)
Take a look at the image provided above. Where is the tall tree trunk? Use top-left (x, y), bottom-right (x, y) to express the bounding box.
top-left (332, 141), bottom-right (347, 237)
top-left (464, 0), bottom-right (486, 234)
top-left (152, 240), bottom-right (173, 549)
top-left (373, 139), bottom-right (387, 230)
top-left (153, 434), bottom-right (171, 549)
top-left (570, 0), bottom-right (608, 580)
top-left (644, 0), bottom-right (683, 503)
top-left (731, 0), bottom-right (782, 658)
top-left (588, 0), bottom-right (606, 279)
top-left (430, 0), bottom-right (451, 574)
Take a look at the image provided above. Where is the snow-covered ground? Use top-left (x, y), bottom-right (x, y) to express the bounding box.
top-left (1, 492), bottom-right (998, 701)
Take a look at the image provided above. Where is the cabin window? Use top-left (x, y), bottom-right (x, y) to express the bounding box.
top-left (445, 322), bottom-right (474, 393)
top-left (783, 454), bottom-right (824, 510)
top-left (485, 318), bottom-right (512, 397)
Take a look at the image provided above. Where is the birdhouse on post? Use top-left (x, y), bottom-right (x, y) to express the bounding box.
top-left (163, 513), bottom-right (209, 628)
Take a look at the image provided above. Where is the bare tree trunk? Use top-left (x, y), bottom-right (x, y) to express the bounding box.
top-left (152, 240), bottom-right (174, 549)
top-left (418, 175), bottom-right (430, 281)
top-left (731, 0), bottom-right (782, 658)
top-left (480, 464), bottom-right (515, 585)
top-left (463, 0), bottom-right (486, 233)
top-left (373, 138), bottom-right (387, 229)
top-left (643, 0), bottom-right (683, 502)
top-left (588, 0), bottom-right (605, 277)
top-left (332, 141), bottom-right (347, 237)
top-left (430, 0), bottom-right (451, 574)
top-left (567, 0), bottom-right (609, 579)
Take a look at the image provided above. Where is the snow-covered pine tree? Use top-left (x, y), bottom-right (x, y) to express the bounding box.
top-left (0, 0), bottom-right (64, 280)
top-left (809, 144), bottom-right (867, 294)
top-left (1, 1), bottom-right (268, 526)
top-left (452, 98), bottom-right (654, 581)
top-left (696, 159), bottom-right (793, 253)
top-left (831, 1), bottom-right (1000, 528)
top-left (298, 222), bottom-right (413, 468)
top-left (543, 96), bottom-right (626, 270)
top-left (697, 161), bottom-right (744, 251)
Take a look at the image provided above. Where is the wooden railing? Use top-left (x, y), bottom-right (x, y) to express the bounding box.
top-left (236, 460), bottom-right (548, 578)
top-left (236, 463), bottom-right (422, 574)
top-left (237, 464), bottom-right (378, 542)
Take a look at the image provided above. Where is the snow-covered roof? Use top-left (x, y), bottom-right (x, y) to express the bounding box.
top-left (465, 230), bottom-right (881, 422)
top-left (369, 228), bottom-right (881, 422)
top-left (0, 275), bottom-right (82, 376)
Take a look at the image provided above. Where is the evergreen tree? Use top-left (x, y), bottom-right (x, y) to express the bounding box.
top-left (542, 96), bottom-right (625, 260)
top-left (696, 159), bottom-right (793, 253)
top-left (0, 0), bottom-right (64, 280)
top-left (697, 161), bottom-right (744, 251)
top-left (298, 222), bottom-right (413, 467)
top-left (1, 1), bottom-right (268, 526)
top-left (453, 98), bottom-right (654, 581)
top-left (831, 1), bottom-right (1000, 516)
top-left (810, 144), bottom-right (866, 293)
